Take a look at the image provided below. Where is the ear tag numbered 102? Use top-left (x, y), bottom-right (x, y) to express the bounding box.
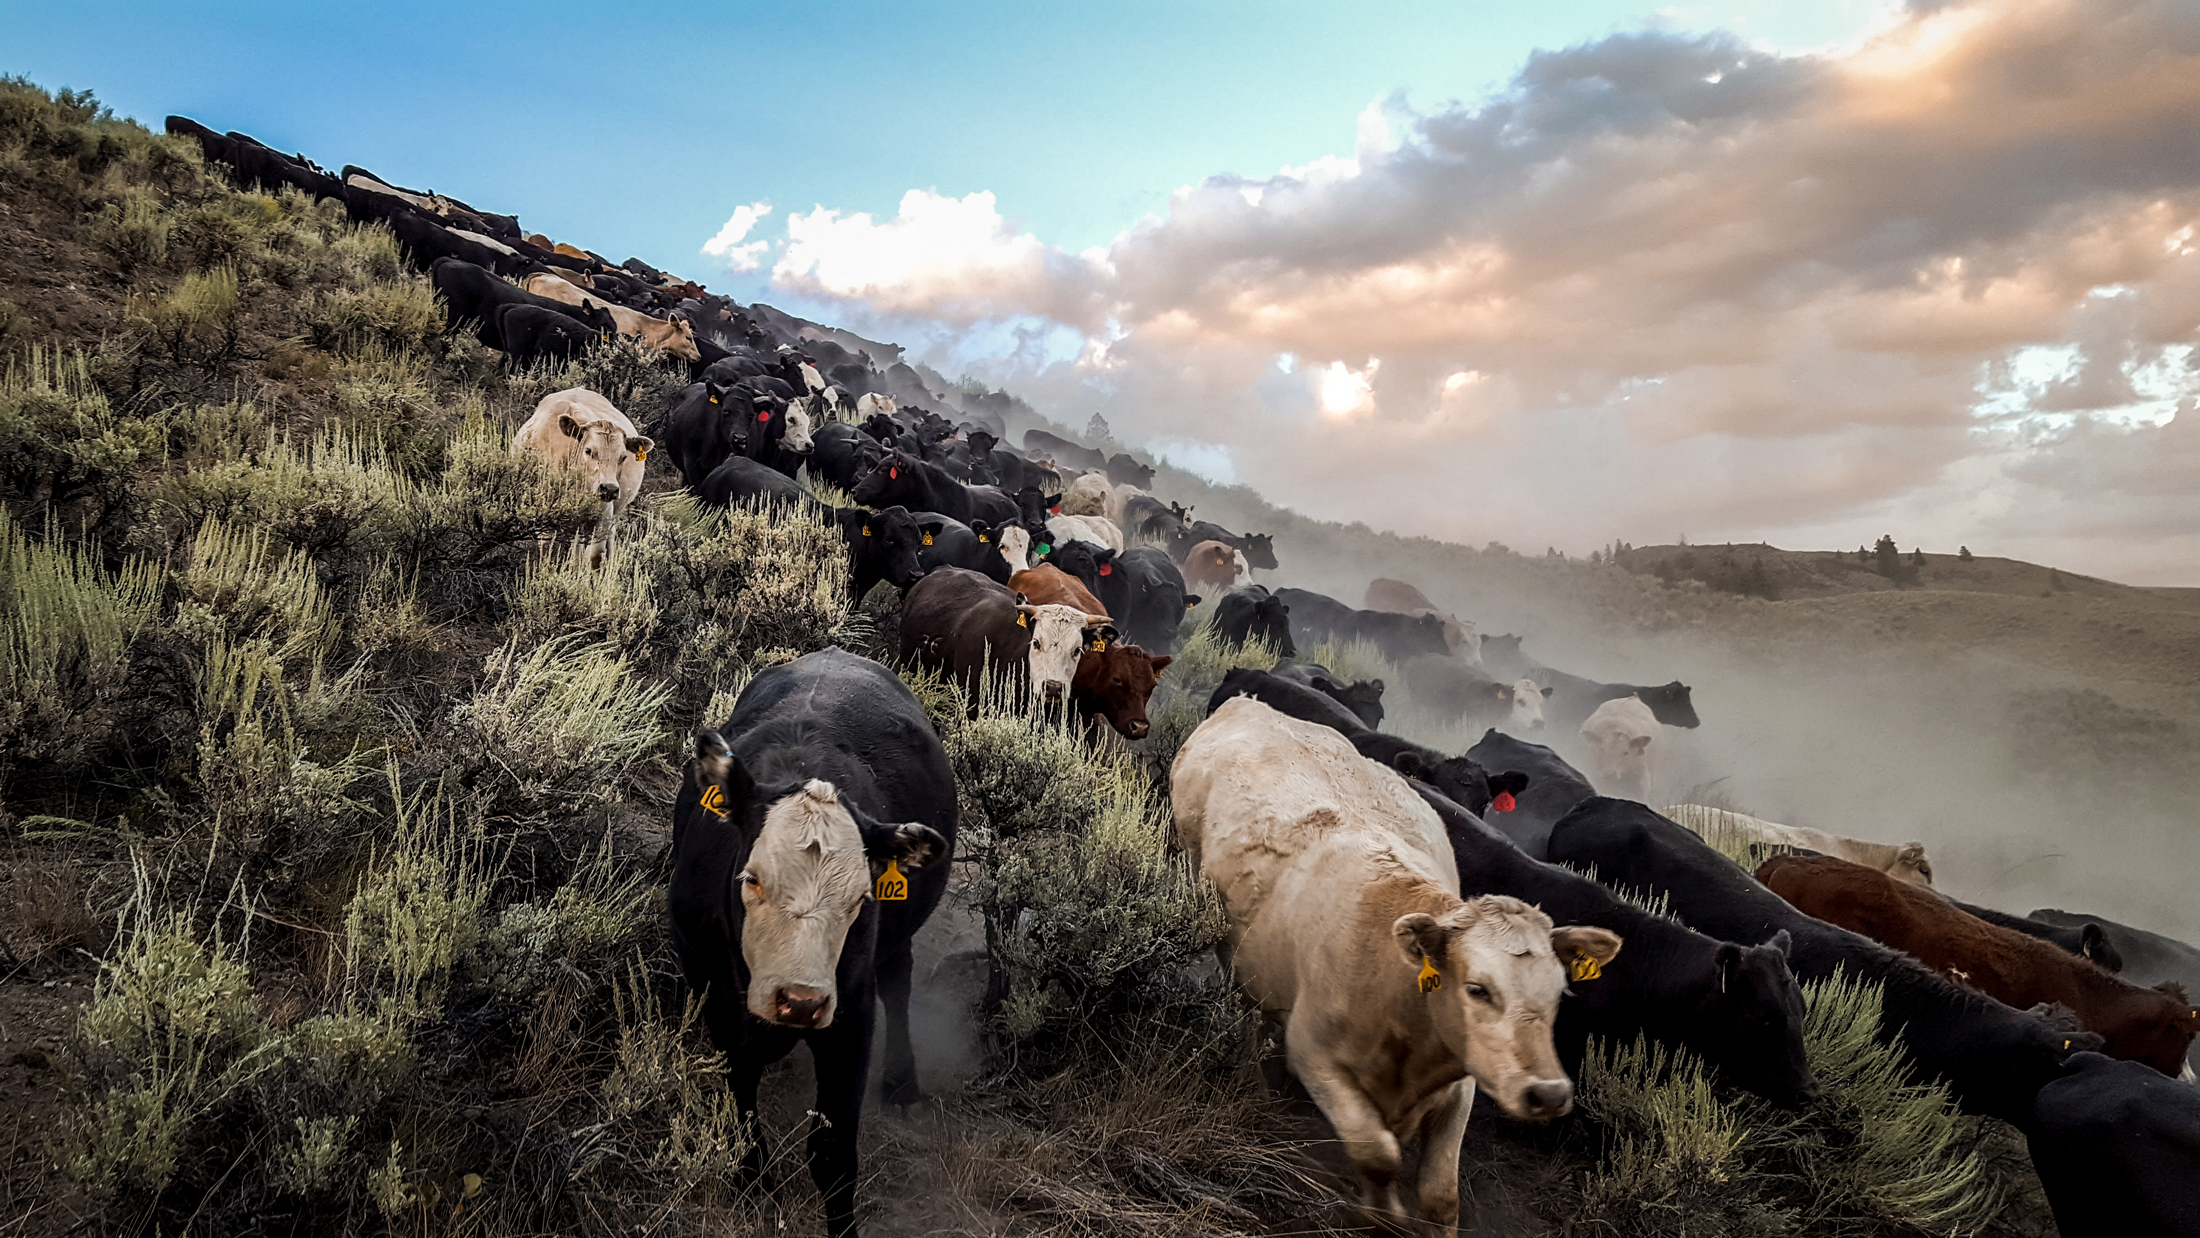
top-left (875, 859), bottom-right (909, 901)
top-left (1571, 953), bottom-right (1603, 982)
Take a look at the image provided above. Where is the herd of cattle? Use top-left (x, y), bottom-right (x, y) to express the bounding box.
top-left (168, 119), bottom-right (2200, 1238)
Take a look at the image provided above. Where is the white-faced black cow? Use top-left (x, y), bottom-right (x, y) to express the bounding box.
top-left (669, 649), bottom-right (955, 1238)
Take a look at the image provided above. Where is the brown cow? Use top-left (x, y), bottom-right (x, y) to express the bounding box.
top-left (1758, 855), bottom-right (2199, 1075)
top-left (1072, 640), bottom-right (1171, 739)
top-left (1180, 539), bottom-right (1249, 594)
top-left (1010, 564), bottom-right (1106, 617)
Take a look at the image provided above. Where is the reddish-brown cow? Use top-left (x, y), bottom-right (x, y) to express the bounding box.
top-left (1072, 641), bottom-right (1171, 740)
top-left (1010, 565), bottom-right (1106, 617)
top-left (1758, 855), bottom-right (2199, 1075)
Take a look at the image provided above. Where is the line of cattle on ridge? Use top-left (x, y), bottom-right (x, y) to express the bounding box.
top-left (167, 119), bottom-right (2200, 1238)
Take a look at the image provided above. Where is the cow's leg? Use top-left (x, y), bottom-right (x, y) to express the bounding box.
top-left (876, 940), bottom-right (924, 1106)
top-left (1288, 1033), bottom-right (1403, 1220)
top-left (1413, 1078), bottom-right (1475, 1235)
top-left (808, 1010), bottom-right (875, 1238)
top-left (703, 1000), bottom-right (781, 1184)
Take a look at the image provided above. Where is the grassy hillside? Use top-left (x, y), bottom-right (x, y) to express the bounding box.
top-left (0, 76), bottom-right (2139, 1237)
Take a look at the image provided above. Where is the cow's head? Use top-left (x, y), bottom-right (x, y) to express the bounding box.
top-left (686, 730), bottom-right (945, 1030)
top-left (663, 317), bottom-right (702, 362)
top-left (577, 298), bottom-right (617, 336)
top-left (1012, 486), bottom-right (1057, 528)
top-left (1390, 747), bottom-right (1502, 817)
top-left (1073, 641), bottom-right (1171, 739)
top-left (966, 429), bottom-right (999, 457)
top-left (1888, 841), bottom-right (1934, 887)
top-left (1395, 894), bottom-right (1621, 1122)
top-left (1482, 633), bottom-right (1525, 665)
top-left (1639, 680), bottom-right (1700, 728)
top-left (558, 411), bottom-right (650, 503)
top-left (1041, 538), bottom-right (1111, 595)
top-left (860, 412), bottom-right (901, 445)
top-left (1253, 592), bottom-right (1296, 659)
top-left (1508, 678), bottom-right (1554, 731)
top-left (2134, 983), bottom-right (2200, 1076)
top-left (1023, 606), bottom-right (1109, 703)
top-left (701, 379), bottom-right (733, 412)
top-left (990, 523), bottom-right (1032, 573)
top-left (1332, 678), bottom-right (1385, 730)
top-left (843, 506), bottom-right (928, 589)
top-left (1691, 930), bottom-right (1819, 1108)
top-left (1238, 532), bottom-right (1278, 571)
top-left (850, 453), bottom-right (914, 507)
top-left (781, 401), bottom-right (816, 454)
top-left (1106, 453), bottom-right (1155, 490)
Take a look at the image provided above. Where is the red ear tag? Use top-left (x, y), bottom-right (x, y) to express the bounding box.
top-left (890, 467), bottom-right (899, 479)
top-left (1492, 792), bottom-right (1516, 813)
top-left (759, 411), bottom-right (771, 422)
top-left (1099, 564), bottom-right (1112, 576)
top-left (1049, 505), bottom-right (1061, 514)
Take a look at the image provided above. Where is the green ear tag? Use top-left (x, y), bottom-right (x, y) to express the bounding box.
top-left (1417, 956), bottom-right (1442, 994)
top-left (875, 858), bottom-right (909, 901)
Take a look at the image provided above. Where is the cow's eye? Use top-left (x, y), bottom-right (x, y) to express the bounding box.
top-left (1466, 983), bottom-right (1491, 1001)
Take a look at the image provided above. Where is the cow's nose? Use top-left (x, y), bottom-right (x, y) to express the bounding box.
top-left (596, 482), bottom-right (620, 501)
top-left (773, 986), bottom-right (831, 1027)
top-left (1528, 720), bottom-right (1546, 731)
top-left (1791, 1079), bottom-right (1823, 1106)
top-left (1521, 1079), bottom-right (1574, 1120)
top-left (1124, 719), bottom-right (1150, 739)
top-left (1041, 680), bottom-right (1066, 700)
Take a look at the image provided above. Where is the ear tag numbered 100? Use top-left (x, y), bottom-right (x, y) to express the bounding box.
top-left (875, 859), bottom-right (909, 901)
top-left (1417, 956), bottom-right (1442, 994)
top-left (1571, 953), bottom-right (1603, 982)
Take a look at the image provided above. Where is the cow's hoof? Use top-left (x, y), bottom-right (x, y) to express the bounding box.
top-left (883, 1078), bottom-right (930, 1109)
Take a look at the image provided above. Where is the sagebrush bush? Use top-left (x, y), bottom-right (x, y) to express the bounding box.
top-left (92, 186), bottom-right (171, 273)
top-left (131, 264), bottom-right (245, 373)
top-left (309, 278), bottom-right (444, 358)
top-left (0, 345), bottom-right (166, 527)
top-left (0, 505), bottom-right (162, 768)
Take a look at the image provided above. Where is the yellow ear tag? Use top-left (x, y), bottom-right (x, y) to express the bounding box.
top-left (978, 533), bottom-right (991, 543)
top-left (1417, 956), bottom-right (1442, 994)
top-left (699, 784), bottom-right (727, 819)
top-left (1016, 613), bottom-right (1028, 627)
top-left (875, 858), bottom-right (909, 901)
top-left (922, 532), bottom-right (934, 545)
top-left (862, 525), bottom-right (872, 537)
top-left (1571, 953), bottom-right (1603, 982)
top-left (1090, 638), bottom-right (1106, 651)
top-left (636, 450), bottom-right (648, 462)
top-left (710, 397), bottom-right (719, 404)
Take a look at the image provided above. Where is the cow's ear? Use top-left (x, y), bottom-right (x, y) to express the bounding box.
top-left (1183, 594), bottom-right (1202, 608)
top-left (1045, 493), bottom-right (1062, 507)
top-left (1897, 841), bottom-right (1926, 862)
top-left (2078, 924), bottom-right (2118, 971)
top-left (1541, 686), bottom-right (1555, 698)
top-left (1762, 929), bottom-right (1793, 958)
top-left (860, 818), bottom-right (948, 871)
top-left (690, 728), bottom-right (754, 820)
top-left (1628, 735), bottom-right (1653, 754)
top-left (1148, 655), bottom-right (1171, 675)
top-left (1390, 750), bottom-right (1434, 782)
top-left (1714, 942), bottom-right (1743, 989)
top-left (1371, 678), bottom-right (1386, 692)
top-left (1392, 912), bottom-right (1451, 968)
top-left (558, 412), bottom-right (585, 441)
top-left (1552, 925), bottom-right (1623, 972)
top-left (919, 520), bottom-right (945, 538)
top-left (1491, 771), bottom-right (1531, 797)
top-left (626, 435), bottom-right (653, 458)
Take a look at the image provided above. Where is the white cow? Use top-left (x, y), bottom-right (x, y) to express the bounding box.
top-left (1172, 698), bottom-right (1620, 1234)
top-left (520, 274), bottom-right (699, 361)
top-left (1580, 696), bottom-right (1659, 799)
top-left (855, 392), bottom-right (898, 420)
top-left (1663, 805), bottom-right (1936, 887)
top-left (1045, 513), bottom-right (1125, 555)
top-left (995, 524), bottom-right (1032, 574)
top-left (1058, 471), bottom-right (1112, 517)
top-left (1105, 483), bottom-right (1147, 526)
top-left (799, 361), bottom-right (826, 394)
top-left (513, 388), bottom-right (652, 565)
top-left (1507, 678), bottom-right (1553, 732)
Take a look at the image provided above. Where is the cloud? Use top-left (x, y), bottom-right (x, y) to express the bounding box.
top-left (701, 201), bottom-right (773, 272)
top-left (768, 0), bottom-right (2200, 583)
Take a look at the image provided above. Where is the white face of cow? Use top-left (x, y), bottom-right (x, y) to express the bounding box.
top-left (1023, 604), bottom-right (1105, 701)
top-left (1508, 679), bottom-right (1551, 731)
top-left (738, 780), bottom-right (873, 1028)
top-left (997, 525), bottom-right (1032, 573)
top-left (1396, 896), bottom-right (1622, 1122)
top-left (800, 362), bottom-right (825, 392)
top-left (1229, 548), bottom-right (1251, 585)
top-left (781, 404), bottom-right (815, 454)
top-left (560, 413), bottom-right (650, 505)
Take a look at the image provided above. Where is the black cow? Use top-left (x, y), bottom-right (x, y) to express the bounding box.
top-left (1105, 452), bottom-right (1155, 489)
top-left (851, 453), bottom-right (1016, 528)
top-left (1479, 633), bottom-right (1530, 677)
top-left (1010, 484), bottom-right (1059, 530)
top-left (431, 258), bottom-right (597, 350)
top-left (1206, 666), bottom-right (1368, 736)
top-left (1209, 584), bottom-right (1294, 657)
top-left (1547, 798), bottom-right (2100, 1123)
top-left (1038, 538), bottom-right (1114, 602)
top-left (835, 506), bottom-right (935, 602)
top-left (1464, 729), bottom-right (1598, 860)
top-left (1092, 547), bottom-right (1196, 653)
top-left (1270, 659), bottom-right (1383, 730)
top-left (910, 512), bottom-right (1009, 584)
top-left (1402, 654), bottom-right (1518, 727)
top-left (1413, 784), bottom-right (1818, 1107)
top-left (660, 381), bottom-right (741, 484)
top-left (1023, 428), bottom-right (1109, 471)
top-left (1527, 662), bottom-right (1702, 729)
top-left (385, 209), bottom-right (527, 276)
top-left (494, 302), bottom-right (613, 370)
top-left (808, 422), bottom-right (890, 491)
top-left (669, 649), bottom-right (955, 1238)
top-left (1120, 493), bottom-right (1183, 543)
top-left (2027, 1051), bottom-right (2200, 1238)
top-left (1168, 519), bottom-right (1277, 570)
top-left (1941, 900), bottom-right (2122, 972)
top-left (1275, 588), bottom-right (1449, 665)
top-left (698, 456), bottom-right (819, 513)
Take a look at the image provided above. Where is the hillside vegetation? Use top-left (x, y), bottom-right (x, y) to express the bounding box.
top-left (0, 77), bottom-right (2136, 1237)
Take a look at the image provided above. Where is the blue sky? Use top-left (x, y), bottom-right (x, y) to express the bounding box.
top-left (12, 1), bottom-right (1874, 282)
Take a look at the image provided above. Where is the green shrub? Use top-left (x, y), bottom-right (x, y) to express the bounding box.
top-left (341, 783), bottom-right (497, 1018)
top-left (92, 187), bottom-right (171, 274)
top-left (442, 635), bottom-right (669, 830)
top-left (310, 278), bottom-right (444, 357)
top-left (0, 345), bottom-right (166, 524)
top-left (131, 264), bottom-right (245, 373)
top-left (0, 505), bottom-right (162, 769)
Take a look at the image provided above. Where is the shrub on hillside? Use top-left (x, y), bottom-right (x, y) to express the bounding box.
top-left (0, 506), bottom-right (162, 775)
top-left (0, 346), bottom-right (166, 530)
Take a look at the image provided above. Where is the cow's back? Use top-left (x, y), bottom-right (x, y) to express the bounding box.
top-left (1364, 578), bottom-right (1439, 614)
